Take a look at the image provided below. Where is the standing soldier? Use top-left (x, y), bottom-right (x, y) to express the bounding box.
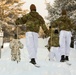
top-left (9, 34), bottom-right (23, 63)
top-left (15, 4), bottom-right (49, 66)
top-left (51, 9), bottom-right (76, 62)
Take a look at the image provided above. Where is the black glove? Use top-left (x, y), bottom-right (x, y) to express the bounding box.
top-left (49, 26), bottom-right (51, 29)
top-left (1, 45), bottom-right (3, 48)
top-left (54, 29), bottom-right (59, 34)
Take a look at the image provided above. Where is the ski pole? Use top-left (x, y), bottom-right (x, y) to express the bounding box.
top-left (14, 23), bottom-right (19, 63)
top-left (16, 25), bottom-right (19, 63)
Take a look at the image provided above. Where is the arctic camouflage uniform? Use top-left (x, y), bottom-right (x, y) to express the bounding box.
top-left (15, 11), bottom-right (49, 35)
top-left (15, 4), bottom-right (49, 65)
top-left (52, 16), bottom-right (76, 31)
top-left (9, 39), bottom-right (23, 62)
top-left (49, 9), bottom-right (76, 62)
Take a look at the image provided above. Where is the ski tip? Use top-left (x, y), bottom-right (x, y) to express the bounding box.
top-left (35, 64), bottom-right (40, 68)
top-left (35, 65), bottom-right (40, 68)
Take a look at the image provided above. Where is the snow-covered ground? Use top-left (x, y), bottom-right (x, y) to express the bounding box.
top-left (0, 38), bottom-right (76, 75)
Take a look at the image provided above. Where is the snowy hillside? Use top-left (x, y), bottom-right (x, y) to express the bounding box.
top-left (0, 38), bottom-right (76, 75)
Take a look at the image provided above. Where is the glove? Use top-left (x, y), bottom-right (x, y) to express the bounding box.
top-left (49, 26), bottom-right (51, 29)
top-left (1, 45), bottom-right (3, 48)
top-left (54, 29), bottom-right (59, 34)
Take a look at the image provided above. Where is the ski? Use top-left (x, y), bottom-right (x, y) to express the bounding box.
top-left (30, 62), bottom-right (40, 68)
top-left (35, 64), bottom-right (40, 68)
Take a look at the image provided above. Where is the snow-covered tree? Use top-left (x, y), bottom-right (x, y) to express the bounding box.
top-left (0, 0), bottom-right (27, 42)
top-left (45, 0), bottom-right (76, 25)
top-left (0, 0), bottom-right (26, 25)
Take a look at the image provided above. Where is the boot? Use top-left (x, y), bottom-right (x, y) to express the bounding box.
top-left (60, 55), bottom-right (65, 62)
top-left (65, 56), bottom-right (69, 61)
top-left (30, 58), bottom-right (36, 65)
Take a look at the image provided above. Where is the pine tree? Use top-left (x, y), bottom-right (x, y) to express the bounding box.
top-left (45, 0), bottom-right (76, 24)
top-left (0, 0), bottom-right (27, 42)
top-left (0, 0), bottom-right (26, 25)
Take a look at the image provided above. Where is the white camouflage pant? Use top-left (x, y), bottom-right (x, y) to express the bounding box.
top-left (59, 30), bottom-right (72, 56)
top-left (26, 32), bottom-right (38, 59)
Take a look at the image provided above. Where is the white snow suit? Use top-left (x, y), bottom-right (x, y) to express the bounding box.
top-left (49, 47), bottom-right (61, 61)
top-left (9, 39), bottom-right (23, 62)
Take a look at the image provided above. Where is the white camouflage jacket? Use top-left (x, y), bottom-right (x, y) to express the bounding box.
top-left (9, 39), bottom-right (23, 55)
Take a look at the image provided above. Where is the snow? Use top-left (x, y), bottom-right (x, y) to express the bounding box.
top-left (0, 38), bottom-right (76, 75)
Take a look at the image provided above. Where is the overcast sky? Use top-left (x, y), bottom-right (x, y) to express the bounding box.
top-left (21, 0), bottom-right (54, 23)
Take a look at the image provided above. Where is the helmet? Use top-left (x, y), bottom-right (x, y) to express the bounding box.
top-left (30, 4), bottom-right (36, 11)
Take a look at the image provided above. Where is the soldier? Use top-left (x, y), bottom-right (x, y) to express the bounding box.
top-left (9, 34), bottom-right (23, 63)
top-left (15, 4), bottom-right (49, 65)
top-left (48, 25), bottom-right (61, 61)
top-left (51, 9), bottom-right (76, 62)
